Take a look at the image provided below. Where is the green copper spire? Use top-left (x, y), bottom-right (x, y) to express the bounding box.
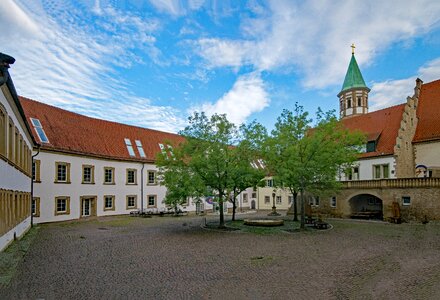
top-left (340, 52), bottom-right (368, 93)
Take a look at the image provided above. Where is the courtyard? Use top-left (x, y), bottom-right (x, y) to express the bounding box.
top-left (1, 214), bottom-right (440, 299)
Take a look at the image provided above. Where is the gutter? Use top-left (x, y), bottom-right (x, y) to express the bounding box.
top-left (31, 146), bottom-right (41, 227)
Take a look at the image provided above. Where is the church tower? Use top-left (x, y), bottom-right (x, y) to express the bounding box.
top-left (338, 44), bottom-right (370, 119)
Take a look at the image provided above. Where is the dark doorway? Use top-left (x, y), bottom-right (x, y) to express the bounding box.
top-left (251, 200), bottom-right (256, 210)
top-left (349, 194), bottom-right (383, 220)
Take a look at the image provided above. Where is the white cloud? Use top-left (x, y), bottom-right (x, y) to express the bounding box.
top-left (194, 0), bottom-right (440, 89)
top-left (195, 72), bottom-right (270, 124)
top-left (0, 0), bottom-right (186, 133)
top-left (369, 58), bottom-right (440, 110)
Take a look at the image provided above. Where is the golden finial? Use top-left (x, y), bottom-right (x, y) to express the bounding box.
top-left (351, 43), bottom-right (356, 55)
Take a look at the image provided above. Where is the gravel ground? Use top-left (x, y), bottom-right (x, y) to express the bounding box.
top-left (1, 213), bottom-right (440, 300)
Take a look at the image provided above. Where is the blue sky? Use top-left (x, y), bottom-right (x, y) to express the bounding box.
top-left (1, 0), bottom-right (440, 133)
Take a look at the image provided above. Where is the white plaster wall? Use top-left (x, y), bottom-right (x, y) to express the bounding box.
top-left (340, 156), bottom-right (396, 181)
top-left (0, 216), bottom-right (31, 251)
top-left (415, 142), bottom-right (440, 167)
top-left (32, 151), bottom-right (237, 223)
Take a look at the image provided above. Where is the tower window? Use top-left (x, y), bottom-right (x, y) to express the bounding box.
top-left (357, 97), bottom-right (362, 106)
top-left (347, 97), bottom-right (352, 108)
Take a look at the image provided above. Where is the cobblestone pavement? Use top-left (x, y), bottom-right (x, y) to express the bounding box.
top-left (2, 213), bottom-right (440, 300)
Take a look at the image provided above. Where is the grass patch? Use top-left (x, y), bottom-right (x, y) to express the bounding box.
top-left (0, 226), bottom-right (40, 288)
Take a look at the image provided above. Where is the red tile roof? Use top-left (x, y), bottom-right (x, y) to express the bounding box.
top-left (413, 79), bottom-right (440, 143)
top-left (19, 97), bottom-right (185, 162)
top-left (341, 104), bottom-right (405, 158)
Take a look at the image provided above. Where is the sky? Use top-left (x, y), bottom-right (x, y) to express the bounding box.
top-left (1, 0), bottom-right (440, 133)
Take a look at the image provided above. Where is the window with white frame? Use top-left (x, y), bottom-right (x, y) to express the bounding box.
top-left (126, 195), bottom-right (137, 209)
top-left (276, 196), bottom-right (282, 204)
top-left (55, 196), bottom-right (70, 215)
top-left (82, 165), bottom-right (94, 184)
top-left (373, 164), bottom-right (390, 179)
top-left (55, 162), bottom-right (70, 183)
top-left (288, 195), bottom-right (293, 204)
top-left (104, 195), bottom-right (115, 210)
top-left (402, 196), bottom-right (411, 206)
top-left (243, 193), bottom-right (248, 203)
top-left (266, 179), bottom-right (273, 187)
top-left (148, 195), bottom-right (157, 207)
top-left (104, 167), bottom-right (114, 184)
top-left (135, 140), bottom-right (146, 158)
top-left (147, 170), bottom-right (156, 185)
top-left (126, 169), bottom-right (136, 184)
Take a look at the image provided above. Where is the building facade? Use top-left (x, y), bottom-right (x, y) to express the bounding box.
top-left (0, 53), bottom-right (34, 251)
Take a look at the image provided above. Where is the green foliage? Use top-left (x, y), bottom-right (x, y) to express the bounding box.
top-left (263, 104), bottom-right (365, 228)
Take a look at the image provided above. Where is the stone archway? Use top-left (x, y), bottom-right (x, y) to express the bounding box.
top-left (349, 194), bottom-right (383, 220)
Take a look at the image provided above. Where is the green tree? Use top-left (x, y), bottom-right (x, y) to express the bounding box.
top-left (263, 105), bottom-right (365, 229)
top-left (157, 145), bottom-right (205, 215)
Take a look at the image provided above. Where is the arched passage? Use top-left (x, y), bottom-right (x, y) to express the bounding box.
top-left (349, 194), bottom-right (383, 220)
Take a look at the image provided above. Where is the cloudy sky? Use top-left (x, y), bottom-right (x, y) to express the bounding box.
top-left (1, 0), bottom-right (440, 133)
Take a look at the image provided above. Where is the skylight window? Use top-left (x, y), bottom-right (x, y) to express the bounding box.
top-left (135, 140), bottom-right (146, 158)
top-left (167, 145), bottom-right (174, 157)
top-left (124, 138), bottom-right (135, 157)
top-left (30, 118), bottom-right (49, 143)
top-left (158, 143), bottom-right (168, 157)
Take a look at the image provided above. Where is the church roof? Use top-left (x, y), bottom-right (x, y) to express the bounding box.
top-left (340, 54), bottom-right (369, 93)
top-left (341, 104), bottom-right (405, 158)
top-left (19, 97), bottom-right (185, 162)
top-left (413, 79), bottom-right (440, 143)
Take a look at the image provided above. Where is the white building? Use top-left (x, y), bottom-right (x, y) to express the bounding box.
top-left (20, 97), bottom-right (225, 223)
top-left (0, 53), bottom-right (34, 251)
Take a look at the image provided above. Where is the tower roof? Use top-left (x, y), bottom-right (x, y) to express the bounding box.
top-left (340, 54), bottom-right (369, 93)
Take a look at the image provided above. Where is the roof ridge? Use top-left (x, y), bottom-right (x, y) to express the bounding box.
top-left (19, 96), bottom-right (182, 137)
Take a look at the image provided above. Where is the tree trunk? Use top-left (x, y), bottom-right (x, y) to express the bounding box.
top-left (219, 192), bottom-right (225, 228)
top-left (232, 200), bottom-right (236, 221)
top-left (293, 190), bottom-right (298, 221)
top-left (300, 186), bottom-right (305, 229)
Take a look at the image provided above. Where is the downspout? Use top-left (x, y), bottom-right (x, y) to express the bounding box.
top-left (140, 162), bottom-right (145, 213)
top-left (31, 147), bottom-right (40, 227)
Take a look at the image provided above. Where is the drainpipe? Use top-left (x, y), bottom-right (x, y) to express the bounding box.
top-left (31, 146), bottom-right (40, 227)
top-left (140, 162), bottom-right (145, 213)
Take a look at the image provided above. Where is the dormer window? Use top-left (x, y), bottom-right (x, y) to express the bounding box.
top-left (135, 140), bottom-right (146, 158)
top-left (30, 118), bottom-right (49, 143)
top-left (124, 138), bottom-right (135, 157)
top-left (366, 140), bottom-right (376, 152)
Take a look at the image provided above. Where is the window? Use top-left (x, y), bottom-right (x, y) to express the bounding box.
top-left (252, 192), bottom-right (257, 199)
top-left (264, 196), bottom-right (270, 204)
top-left (55, 162), bottom-right (71, 183)
top-left (124, 138), bottom-right (135, 157)
top-left (243, 193), bottom-right (248, 203)
top-left (33, 159), bottom-right (41, 182)
top-left (147, 195), bottom-right (157, 208)
top-left (357, 97), bottom-right (362, 106)
top-left (30, 118), bottom-right (49, 143)
top-left (158, 143), bottom-right (167, 156)
top-left (147, 170), bottom-right (156, 185)
top-left (311, 196), bottom-right (320, 206)
top-left (402, 196), bottom-right (411, 206)
top-left (32, 197), bottom-right (40, 217)
top-left (276, 196), bottom-right (282, 204)
top-left (373, 164), bottom-right (390, 179)
top-left (167, 145), bottom-right (174, 158)
top-left (82, 165), bottom-right (94, 184)
top-left (104, 167), bottom-right (115, 184)
top-left (288, 195), bottom-right (293, 204)
top-left (126, 195), bottom-right (137, 209)
top-left (126, 169), bottom-right (137, 184)
top-left (104, 195), bottom-right (115, 211)
top-left (8, 118), bottom-right (14, 161)
top-left (366, 141), bottom-right (376, 153)
top-left (330, 196), bottom-right (336, 208)
top-left (347, 97), bottom-right (352, 108)
top-left (135, 140), bottom-right (146, 158)
top-left (266, 179), bottom-right (273, 187)
top-left (346, 167), bottom-right (359, 180)
top-left (55, 196), bottom-right (70, 215)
